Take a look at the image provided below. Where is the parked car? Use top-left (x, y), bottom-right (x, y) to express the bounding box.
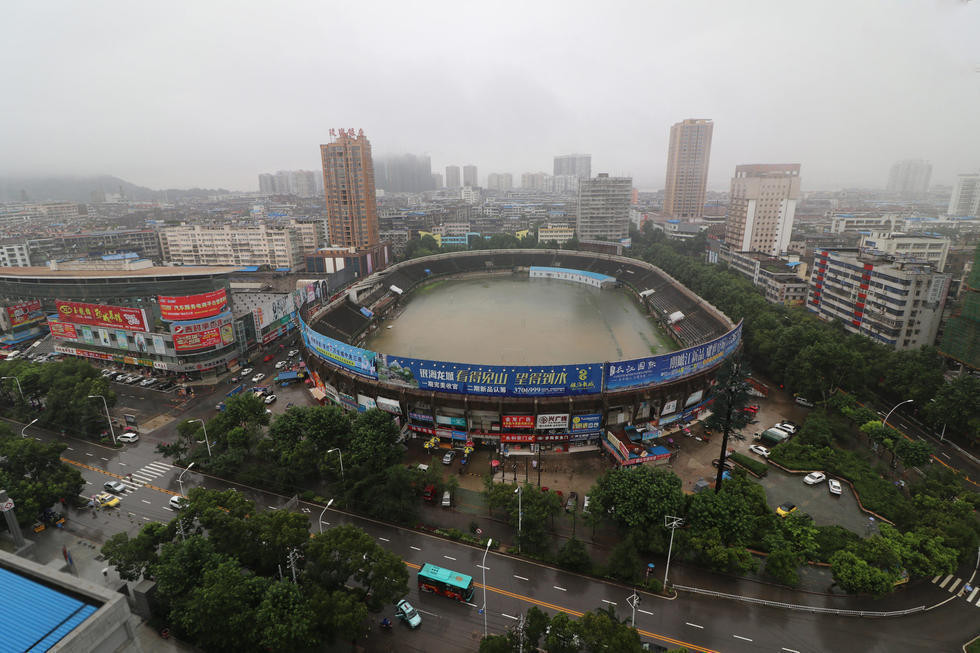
top-left (711, 458), bottom-right (734, 471)
top-left (169, 495), bottom-right (187, 510)
top-left (441, 490), bottom-right (452, 507)
top-left (139, 377), bottom-right (157, 387)
top-left (395, 598), bottom-right (422, 628)
top-left (126, 375), bottom-right (143, 384)
top-left (263, 354), bottom-right (274, 362)
top-left (100, 369), bottom-right (115, 377)
top-left (828, 478), bottom-right (843, 496)
top-left (565, 491), bottom-right (578, 512)
top-left (748, 444), bottom-right (770, 457)
top-left (288, 349), bottom-right (299, 357)
top-left (252, 373), bottom-right (265, 383)
top-left (776, 501), bottom-right (797, 518)
top-left (441, 450), bottom-right (455, 465)
top-left (275, 360), bottom-right (288, 369)
top-left (103, 480), bottom-right (127, 494)
top-left (582, 495), bottom-right (591, 513)
top-left (95, 493), bottom-right (121, 508)
top-left (742, 405), bottom-right (759, 413)
top-left (775, 421), bottom-right (798, 434)
top-left (117, 431), bottom-right (139, 443)
top-left (804, 471), bottom-right (827, 485)
top-left (240, 367), bottom-right (253, 376)
top-left (422, 484), bottom-right (436, 503)
top-left (795, 396), bottom-right (815, 408)
top-left (264, 394), bottom-right (277, 404)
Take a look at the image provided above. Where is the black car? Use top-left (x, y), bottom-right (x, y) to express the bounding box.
top-left (711, 458), bottom-right (734, 471)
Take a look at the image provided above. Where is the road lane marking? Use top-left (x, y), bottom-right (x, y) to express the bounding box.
top-left (939, 574), bottom-right (954, 588)
top-left (141, 499), bottom-right (151, 504)
top-left (514, 575), bottom-right (529, 581)
top-left (932, 575), bottom-right (941, 583)
top-left (686, 622), bottom-right (703, 629)
top-left (948, 579), bottom-right (962, 593)
top-left (444, 555), bottom-right (456, 561)
top-left (782, 648), bottom-right (801, 653)
top-left (733, 635), bottom-right (752, 642)
top-left (478, 565), bottom-right (490, 570)
top-left (638, 609), bottom-right (653, 615)
top-left (100, 457), bottom-right (109, 462)
top-left (554, 586), bottom-right (566, 591)
top-left (85, 453), bottom-right (94, 457)
top-left (967, 587), bottom-right (979, 603)
top-left (410, 546), bottom-right (421, 551)
top-left (502, 613), bottom-right (518, 620)
top-left (601, 599), bottom-right (617, 606)
top-left (378, 537), bottom-right (390, 542)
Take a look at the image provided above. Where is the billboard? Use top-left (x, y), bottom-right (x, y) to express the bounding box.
top-left (299, 316), bottom-right (377, 379)
top-left (47, 320), bottom-right (78, 340)
top-left (604, 322), bottom-right (742, 391)
top-left (537, 413), bottom-right (570, 430)
top-left (5, 300), bottom-right (43, 328)
top-left (503, 415), bottom-right (535, 429)
top-left (375, 396), bottom-right (402, 414)
top-left (56, 300), bottom-right (148, 332)
top-left (570, 413), bottom-right (602, 431)
top-left (158, 289), bottom-right (228, 321)
top-left (171, 312), bottom-right (235, 352)
top-left (377, 355), bottom-right (602, 397)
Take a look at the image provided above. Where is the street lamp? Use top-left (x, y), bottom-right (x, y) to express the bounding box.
top-left (663, 515), bottom-right (684, 590)
top-left (318, 498), bottom-right (334, 535)
top-left (1, 376), bottom-right (24, 402)
top-left (87, 394), bottom-right (116, 446)
top-left (177, 462), bottom-right (195, 498)
top-left (882, 399), bottom-right (913, 428)
top-left (326, 448), bottom-right (344, 480)
top-left (482, 538), bottom-right (493, 639)
top-left (21, 418), bottom-right (38, 438)
top-left (187, 418), bottom-right (212, 458)
top-left (514, 486), bottom-right (522, 555)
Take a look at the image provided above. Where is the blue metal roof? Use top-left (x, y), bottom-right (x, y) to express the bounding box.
top-left (0, 567), bottom-right (99, 651)
top-left (275, 267), bottom-right (291, 272)
top-left (239, 266), bottom-right (260, 272)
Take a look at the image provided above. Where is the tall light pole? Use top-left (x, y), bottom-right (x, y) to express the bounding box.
top-left (177, 462), bottom-right (195, 499)
top-left (482, 538), bottom-right (493, 639)
top-left (514, 486), bottom-right (522, 555)
top-left (318, 498), bottom-right (334, 535)
top-left (87, 394), bottom-right (116, 446)
top-left (663, 515), bottom-right (684, 590)
top-left (326, 448), bottom-right (344, 480)
top-left (882, 399), bottom-right (913, 429)
top-left (187, 418), bottom-right (212, 458)
top-left (21, 418), bottom-right (38, 438)
top-left (2, 376), bottom-right (24, 402)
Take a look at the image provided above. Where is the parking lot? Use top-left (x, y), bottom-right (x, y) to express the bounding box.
top-left (757, 467), bottom-right (878, 535)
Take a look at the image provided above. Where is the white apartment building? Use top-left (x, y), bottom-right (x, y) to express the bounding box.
top-left (948, 173), bottom-right (980, 217)
top-left (724, 164), bottom-right (801, 256)
top-left (537, 223), bottom-right (576, 246)
top-left (859, 231), bottom-right (950, 272)
top-left (576, 174), bottom-right (631, 241)
top-left (830, 213), bottom-right (906, 234)
top-left (160, 224), bottom-right (305, 271)
top-left (807, 249), bottom-right (950, 350)
top-left (0, 243), bottom-right (31, 267)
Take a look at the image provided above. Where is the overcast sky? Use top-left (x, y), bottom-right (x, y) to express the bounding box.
top-left (3, 1), bottom-right (979, 192)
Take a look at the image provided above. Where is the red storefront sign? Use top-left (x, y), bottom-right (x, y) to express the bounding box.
top-left (47, 320), bottom-right (78, 340)
top-left (409, 425), bottom-right (437, 435)
top-left (500, 433), bottom-right (536, 443)
top-left (158, 289), bottom-right (228, 321)
top-left (502, 415), bottom-right (534, 429)
top-left (56, 300), bottom-right (148, 332)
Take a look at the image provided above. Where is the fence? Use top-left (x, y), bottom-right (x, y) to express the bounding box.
top-left (672, 584), bottom-right (925, 618)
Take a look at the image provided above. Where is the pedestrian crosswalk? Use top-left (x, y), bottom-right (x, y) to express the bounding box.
top-left (932, 574), bottom-right (980, 607)
top-left (119, 461), bottom-right (173, 492)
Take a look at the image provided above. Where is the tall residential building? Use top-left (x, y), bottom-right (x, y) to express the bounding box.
top-left (374, 154), bottom-right (434, 193)
top-left (724, 164), bottom-right (801, 256)
top-left (663, 118), bottom-right (713, 219)
top-left (431, 172), bottom-right (443, 188)
top-left (463, 165), bottom-right (478, 187)
top-left (948, 173), bottom-right (980, 217)
top-left (521, 172), bottom-right (550, 190)
top-left (576, 174), bottom-right (631, 241)
top-left (554, 154), bottom-right (591, 179)
top-left (487, 173), bottom-right (513, 191)
top-left (446, 165), bottom-right (462, 189)
top-left (807, 249), bottom-right (950, 351)
top-left (258, 173), bottom-right (276, 194)
top-left (257, 170), bottom-right (321, 197)
top-left (320, 129), bottom-right (379, 248)
top-left (160, 224), bottom-right (305, 270)
top-left (886, 159), bottom-right (932, 198)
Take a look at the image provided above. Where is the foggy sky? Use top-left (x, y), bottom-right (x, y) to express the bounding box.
top-left (3, 1), bottom-right (979, 193)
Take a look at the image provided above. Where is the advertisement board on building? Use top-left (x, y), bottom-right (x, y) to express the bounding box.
top-left (151, 335), bottom-right (167, 355)
top-left (503, 415), bottom-right (535, 429)
top-left (357, 394), bottom-right (377, 412)
top-left (47, 320), bottom-right (78, 340)
top-left (158, 289), bottom-right (228, 321)
top-left (5, 300), bottom-right (43, 328)
top-left (300, 316), bottom-right (378, 379)
top-left (436, 414), bottom-right (467, 428)
top-left (409, 411), bottom-right (433, 423)
top-left (536, 413), bottom-right (570, 430)
top-left (375, 396), bottom-right (401, 414)
top-left (685, 389), bottom-right (704, 407)
top-left (604, 322), bottom-right (742, 391)
top-left (500, 433), bottom-right (536, 443)
top-left (172, 312), bottom-right (235, 352)
top-left (661, 399), bottom-right (678, 416)
top-left (377, 354), bottom-right (602, 397)
top-left (116, 330), bottom-right (129, 350)
top-left (570, 413), bottom-right (602, 431)
top-left (56, 300), bottom-right (149, 332)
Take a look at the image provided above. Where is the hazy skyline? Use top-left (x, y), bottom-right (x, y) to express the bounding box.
top-left (3, 1), bottom-right (979, 193)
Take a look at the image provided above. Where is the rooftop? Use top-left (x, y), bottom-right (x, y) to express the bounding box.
top-left (0, 265), bottom-right (236, 280)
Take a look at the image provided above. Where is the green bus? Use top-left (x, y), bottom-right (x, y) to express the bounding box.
top-left (418, 563), bottom-right (474, 602)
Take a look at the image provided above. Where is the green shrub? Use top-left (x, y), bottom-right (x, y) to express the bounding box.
top-left (730, 452), bottom-right (767, 476)
top-left (814, 525), bottom-right (861, 563)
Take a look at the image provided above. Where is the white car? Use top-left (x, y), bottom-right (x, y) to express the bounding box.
top-left (442, 450), bottom-right (456, 465)
top-left (288, 349), bottom-right (299, 357)
top-left (275, 361), bottom-right (288, 369)
top-left (804, 471), bottom-right (827, 485)
top-left (775, 421), bottom-right (798, 434)
top-left (748, 444), bottom-right (770, 457)
top-left (264, 394), bottom-right (277, 404)
top-left (240, 367), bottom-right (253, 376)
top-left (252, 373), bottom-right (265, 383)
top-left (828, 478), bottom-right (843, 495)
top-left (117, 431), bottom-right (139, 443)
top-left (100, 369), bottom-right (116, 377)
top-left (169, 495), bottom-right (187, 510)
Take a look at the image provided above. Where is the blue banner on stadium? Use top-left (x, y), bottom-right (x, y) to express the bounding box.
top-left (604, 322), bottom-right (742, 391)
top-left (377, 354), bottom-right (602, 397)
top-left (299, 316), bottom-right (377, 379)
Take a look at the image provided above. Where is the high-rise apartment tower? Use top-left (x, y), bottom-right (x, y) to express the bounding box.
top-left (463, 165), bottom-right (478, 187)
top-left (886, 159), bottom-right (932, 198)
top-left (663, 119), bottom-right (713, 219)
top-left (576, 174), bottom-right (631, 241)
top-left (554, 154), bottom-right (591, 179)
top-left (446, 166), bottom-right (461, 189)
top-left (948, 173), bottom-right (980, 217)
top-left (724, 164), bottom-right (800, 257)
top-left (320, 129), bottom-right (379, 248)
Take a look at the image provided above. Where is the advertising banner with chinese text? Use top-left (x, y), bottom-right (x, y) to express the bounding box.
top-left (536, 413), bottom-right (570, 430)
top-left (299, 315), bottom-right (377, 379)
top-left (158, 289), bottom-right (228, 321)
top-left (171, 312), bottom-right (235, 352)
top-left (503, 415), bottom-right (535, 429)
top-left (47, 320), bottom-right (78, 340)
top-left (5, 300), bottom-right (43, 328)
top-left (56, 300), bottom-right (148, 332)
top-left (570, 413), bottom-right (602, 430)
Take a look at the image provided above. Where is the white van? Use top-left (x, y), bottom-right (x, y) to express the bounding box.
top-left (795, 396), bottom-right (814, 408)
top-left (441, 491), bottom-right (451, 508)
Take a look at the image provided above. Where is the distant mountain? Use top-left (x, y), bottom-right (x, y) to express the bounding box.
top-left (0, 175), bottom-right (233, 203)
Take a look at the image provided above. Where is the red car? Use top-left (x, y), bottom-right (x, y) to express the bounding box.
top-left (263, 354), bottom-right (274, 362)
top-left (742, 405), bottom-right (759, 413)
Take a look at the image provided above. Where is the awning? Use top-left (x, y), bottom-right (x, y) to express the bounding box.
top-left (310, 388), bottom-right (326, 401)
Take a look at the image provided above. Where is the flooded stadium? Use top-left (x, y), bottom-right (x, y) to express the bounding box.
top-left (362, 276), bottom-right (675, 365)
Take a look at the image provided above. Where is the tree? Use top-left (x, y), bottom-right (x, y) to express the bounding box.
top-left (576, 606), bottom-right (644, 653)
top-left (606, 535), bottom-right (643, 583)
top-left (304, 523), bottom-right (408, 607)
top-left (0, 426), bottom-right (84, 525)
top-left (100, 523), bottom-right (169, 581)
top-left (346, 409), bottom-right (401, 474)
top-left (894, 438), bottom-right (932, 468)
top-left (921, 375), bottom-right (980, 446)
top-left (254, 580), bottom-right (319, 652)
top-left (523, 606), bottom-right (551, 649)
top-left (238, 508), bottom-right (312, 576)
top-left (556, 537), bottom-right (592, 573)
top-left (588, 466), bottom-right (683, 542)
top-left (543, 612), bottom-right (580, 653)
top-left (830, 550), bottom-right (898, 596)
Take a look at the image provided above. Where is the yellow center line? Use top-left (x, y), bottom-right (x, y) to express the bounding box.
top-left (60, 457), bottom-right (179, 496)
top-left (403, 561), bottom-right (717, 653)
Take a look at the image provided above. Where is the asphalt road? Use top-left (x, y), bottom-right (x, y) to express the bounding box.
top-left (758, 468), bottom-right (875, 536)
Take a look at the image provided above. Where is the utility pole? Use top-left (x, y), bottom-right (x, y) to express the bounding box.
top-left (663, 515), bottom-right (684, 590)
top-left (287, 548), bottom-right (302, 583)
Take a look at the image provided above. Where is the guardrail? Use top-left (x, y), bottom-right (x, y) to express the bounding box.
top-left (672, 584), bottom-right (926, 617)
